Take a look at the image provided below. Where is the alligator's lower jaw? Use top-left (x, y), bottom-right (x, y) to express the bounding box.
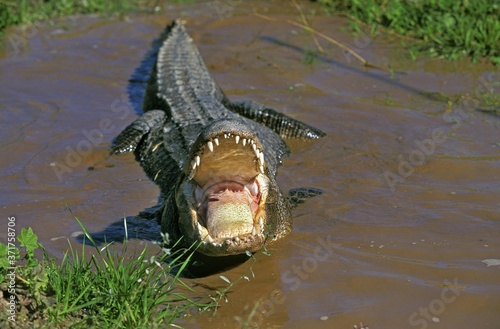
top-left (181, 178), bottom-right (269, 256)
top-left (197, 233), bottom-right (266, 256)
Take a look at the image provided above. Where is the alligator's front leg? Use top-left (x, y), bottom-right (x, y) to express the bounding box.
top-left (224, 100), bottom-right (325, 140)
top-left (287, 187), bottom-right (323, 208)
top-left (112, 110), bottom-right (166, 154)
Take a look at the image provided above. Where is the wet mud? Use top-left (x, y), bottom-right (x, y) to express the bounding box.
top-left (1, 1), bottom-right (499, 328)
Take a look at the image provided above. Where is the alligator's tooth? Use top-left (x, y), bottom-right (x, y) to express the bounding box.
top-left (207, 141), bottom-right (214, 152)
top-left (214, 138), bottom-right (219, 146)
top-left (252, 143), bottom-right (257, 152)
top-left (225, 239), bottom-right (231, 245)
top-left (154, 170), bottom-right (162, 181)
top-left (251, 226), bottom-right (257, 236)
top-left (205, 234), bottom-right (214, 243)
top-left (192, 160), bottom-right (197, 170)
top-left (197, 222), bottom-right (204, 234)
top-left (224, 133), bottom-right (228, 139)
top-left (259, 152), bottom-right (265, 165)
top-left (242, 138), bottom-right (247, 146)
top-left (152, 142), bottom-right (162, 152)
top-left (195, 155), bottom-right (200, 167)
top-left (259, 165), bottom-right (265, 174)
top-left (234, 237), bottom-right (240, 243)
top-left (235, 135), bottom-right (240, 144)
top-left (250, 139), bottom-right (254, 145)
top-left (259, 216), bottom-right (264, 228)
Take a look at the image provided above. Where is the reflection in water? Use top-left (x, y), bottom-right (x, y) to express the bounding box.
top-left (1, 1), bottom-right (499, 328)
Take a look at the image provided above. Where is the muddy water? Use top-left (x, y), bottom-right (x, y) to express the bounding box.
top-left (1, 0), bottom-right (499, 328)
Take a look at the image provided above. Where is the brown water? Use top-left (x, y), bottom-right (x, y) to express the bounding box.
top-left (1, 1), bottom-right (499, 328)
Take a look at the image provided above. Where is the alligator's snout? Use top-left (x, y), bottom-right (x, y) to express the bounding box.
top-left (177, 119), bottom-right (270, 255)
top-left (186, 119), bottom-right (266, 180)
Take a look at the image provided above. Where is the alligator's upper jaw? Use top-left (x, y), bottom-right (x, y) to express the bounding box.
top-left (177, 121), bottom-right (270, 256)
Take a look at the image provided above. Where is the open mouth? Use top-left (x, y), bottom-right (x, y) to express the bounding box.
top-left (182, 130), bottom-right (270, 251)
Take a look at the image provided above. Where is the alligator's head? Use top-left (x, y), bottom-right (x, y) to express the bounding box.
top-left (174, 119), bottom-right (282, 256)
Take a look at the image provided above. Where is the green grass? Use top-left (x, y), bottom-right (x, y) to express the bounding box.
top-left (0, 215), bottom-right (268, 328)
top-left (316, 0), bottom-right (500, 65)
top-left (2, 0), bottom-right (498, 65)
top-left (0, 219), bottom-right (224, 328)
top-left (0, 0), bottom-right (163, 32)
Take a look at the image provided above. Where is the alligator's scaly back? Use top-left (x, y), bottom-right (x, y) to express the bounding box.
top-left (154, 21), bottom-right (226, 121)
top-left (113, 20), bottom-right (325, 257)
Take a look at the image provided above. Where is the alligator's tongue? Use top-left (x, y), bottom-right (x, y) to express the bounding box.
top-left (206, 190), bottom-right (254, 239)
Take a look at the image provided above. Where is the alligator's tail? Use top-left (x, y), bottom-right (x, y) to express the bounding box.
top-left (127, 21), bottom-right (176, 115)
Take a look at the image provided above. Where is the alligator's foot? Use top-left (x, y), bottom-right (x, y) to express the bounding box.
top-left (288, 187), bottom-right (323, 208)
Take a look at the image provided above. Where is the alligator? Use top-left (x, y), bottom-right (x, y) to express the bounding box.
top-left (112, 20), bottom-right (325, 257)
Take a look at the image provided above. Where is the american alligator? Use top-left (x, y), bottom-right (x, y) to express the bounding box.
top-left (112, 20), bottom-right (325, 257)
